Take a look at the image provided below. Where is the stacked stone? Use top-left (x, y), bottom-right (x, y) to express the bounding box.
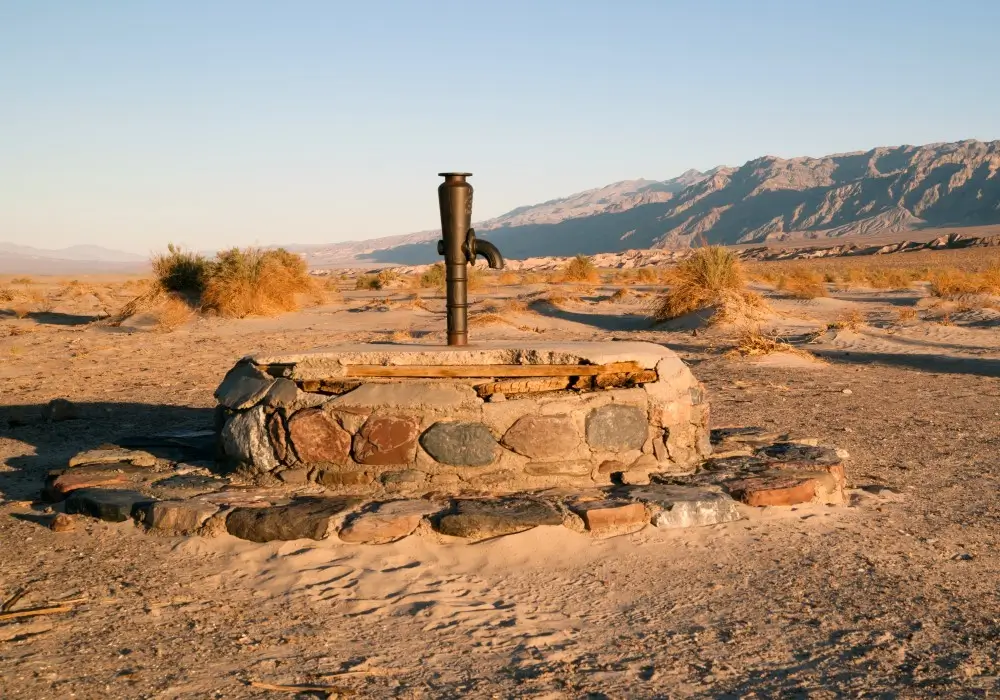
top-left (214, 342), bottom-right (713, 496)
top-left (41, 432), bottom-right (850, 543)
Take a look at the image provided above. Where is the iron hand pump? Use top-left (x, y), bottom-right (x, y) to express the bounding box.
top-left (437, 172), bottom-right (504, 346)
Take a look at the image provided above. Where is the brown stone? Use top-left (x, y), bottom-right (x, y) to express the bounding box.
top-left (46, 469), bottom-right (130, 499)
top-left (724, 475), bottom-right (820, 507)
top-left (276, 468), bottom-right (309, 485)
top-left (226, 497), bottom-right (362, 542)
top-left (287, 408), bottom-right (351, 465)
top-left (598, 460), bottom-right (627, 475)
top-left (524, 461), bottom-right (592, 477)
top-left (267, 412), bottom-right (290, 463)
top-left (501, 414), bottom-right (581, 459)
top-left (315, 469), bottom-right (374, 488)
top-left (137, 500), bottom-right (219, 534)
top-left (337, 500), bottom-right (444, 544)
top-left (353, 416), bottom-right (419, 465)
top-left (569, 500), bottom-right (648, 532)
top-left (50, 513), bottom-right (75, 532)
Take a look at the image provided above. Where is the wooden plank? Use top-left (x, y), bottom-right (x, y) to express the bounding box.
top-left (476, 377), bottom-right (570, 398)
top-left (345, 361), bottom-right (643, 379)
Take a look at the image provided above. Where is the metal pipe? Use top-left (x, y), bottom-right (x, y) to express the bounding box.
top-left (437, 172), bottom-right (504, 346)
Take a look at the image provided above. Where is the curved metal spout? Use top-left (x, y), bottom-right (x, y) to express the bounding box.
top-left (473, 238), bottom-right (504, 270)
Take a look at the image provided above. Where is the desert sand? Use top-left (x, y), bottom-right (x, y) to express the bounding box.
top-left (1, 262), bottom-right (999, 698)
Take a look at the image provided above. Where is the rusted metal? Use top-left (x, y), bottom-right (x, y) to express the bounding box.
top-left (437, 173), bottom-right (504, 345)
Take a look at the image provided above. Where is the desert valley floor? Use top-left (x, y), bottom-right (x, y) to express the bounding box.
top-left (1, 272), bottom-right (999, 698)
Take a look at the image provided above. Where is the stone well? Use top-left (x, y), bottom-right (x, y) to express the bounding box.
top-left (214, 341), bottom-right (711, 494)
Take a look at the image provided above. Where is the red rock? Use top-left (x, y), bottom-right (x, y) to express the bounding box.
top-left (338, 500), bottom-right (443, 544)
top-left (46, 470), bottom-right (130, 499)
top-left (287, 408), bottom-right (351, 465)
top-left (725, 474), bottom-right (819, 507)
top-left (570, 500), bottom-right (648, 532)
top-left (352, 416), bottom-right (419, 465)
top-left (267, 412), bottom-right (290, 464)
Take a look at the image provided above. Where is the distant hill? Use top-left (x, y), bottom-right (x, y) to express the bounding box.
top-left (325, 139), bottom-right (1000, 265)
top-left (0, 243), bottom-right (147, 275)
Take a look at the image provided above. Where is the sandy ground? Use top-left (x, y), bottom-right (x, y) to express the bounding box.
top-left (1, 274), bottom-right (999, 698)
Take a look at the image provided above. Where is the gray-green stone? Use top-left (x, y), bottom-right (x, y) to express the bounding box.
top-left (419, 421), bottom-right (498, 467)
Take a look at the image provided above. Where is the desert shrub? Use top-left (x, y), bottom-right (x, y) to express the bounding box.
top-left (201, 247), bottom-right (315, 317)
top-left (10, 277), bottom-right (33, 285)
top-left (929, 268), bottom-right (979, 297)
top-left (896, 307), bottom-right (918, 323)
top-left (152, 244), bottom-right (210, 295)
top-left (777, 267), bottom-right (828, 299)
top-left (654, 246), bottom-right (762, 321)
top-left (355, 274), bottom-right (382, 290)
top-left (729, 325), bottom-right (818, 360)
top-left (610, 288), bottom-right (631, 302)
top-left (561, 255), bottom-right (599, 283)
top-left (419, 263), bottom-right (446, 289)
top-left (498, 271), bottom-right (521, 286)
top-left (633, 267), bottom-right (657, 284)
top-left (153, 294), bottom-right (195, 331)
top-left (376, 268), bottom-right (400, 288)
top-left (828, 309), bottom-right (866, 331)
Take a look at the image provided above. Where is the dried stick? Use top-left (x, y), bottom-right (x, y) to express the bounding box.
top-left (0, 604), bottom-right (74, 622)
top-left (1, 588), bottom-right (28, 612)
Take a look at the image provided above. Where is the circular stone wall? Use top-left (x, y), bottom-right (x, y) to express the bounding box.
top-left (214, 342), bottom-right (712, 496)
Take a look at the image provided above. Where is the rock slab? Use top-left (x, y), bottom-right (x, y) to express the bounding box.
top-left (69, 447), bottom-right (157, 468)
top-left (569, 500), bottom-right (648, 532)
top-left (64, 488), bottom-right (154, 523)
top-left (338, 500), bottom-right (444, 544)
top-left (625, 485), bottom-right (743, 528)
top-left (436, 498), bottom-right (563, 539)
top-left (214, 362), bottom-right (275, 410)
top-left (137, 500), bottom-right (219, 534)
top-left (226, 497), bottom-right (361, 542)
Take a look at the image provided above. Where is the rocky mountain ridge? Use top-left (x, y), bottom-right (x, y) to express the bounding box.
top-left (349, 139), bottom-right (1000, 265)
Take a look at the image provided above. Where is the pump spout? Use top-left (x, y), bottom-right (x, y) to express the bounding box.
top-left (467, 232), bottom-right (504, 270)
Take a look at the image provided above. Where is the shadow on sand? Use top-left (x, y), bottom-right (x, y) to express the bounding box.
top-left (0, 309), bottom-right (102, 326)
top-left (0, 402), bottom-right (215, 502)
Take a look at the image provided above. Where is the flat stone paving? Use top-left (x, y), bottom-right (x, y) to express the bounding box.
top-left (37, 428), bottom-right (850, 545)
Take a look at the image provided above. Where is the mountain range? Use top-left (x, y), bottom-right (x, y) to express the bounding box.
top-left (4, 139), bottom-right (999, 273)
top-left (339, 139), bottom-right (1000, 266)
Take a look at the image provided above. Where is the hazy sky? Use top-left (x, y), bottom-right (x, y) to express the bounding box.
top-left (2, 1), bottom-right (997, 254)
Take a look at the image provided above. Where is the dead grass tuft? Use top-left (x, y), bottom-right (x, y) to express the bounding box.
top-left (560, 255), bottom-right (600, 283)
top-left (152, 294), bottom-right (195, 331)
top-left (776, 267), bottom-right (828, 299)
top-left (728, 325), bottom-right (819, 361)
top-left (610, 288), bottom-right (631, 302)
top-left (152, 244), bottom-right (210, 295)
top-left (498, 271), bottom-right (522, 286)
top-left (896, 307), bottom-right (919, 323)
top-left (201, 248), bottom-right (316, 318)
top-left (827, 309), bottom-right (866, 331)
top-left (654, 246), bottom-right (765, 323)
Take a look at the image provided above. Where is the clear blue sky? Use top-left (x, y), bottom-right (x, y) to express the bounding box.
top-left (2, 0), bottom-right (997, 254)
